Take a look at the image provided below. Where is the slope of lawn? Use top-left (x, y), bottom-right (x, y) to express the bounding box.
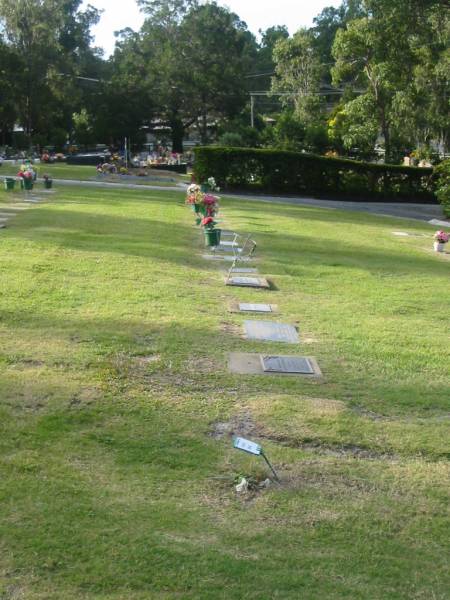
top-left (0, 185), bottom-right (449, 599)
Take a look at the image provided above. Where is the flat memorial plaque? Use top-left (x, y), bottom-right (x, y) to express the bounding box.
top-left (261, 355), bottom-right (314, 374)
top-left (231, 267), bottom-right (258, 273)
top-left (227, 276), bottom-right (269, 288)
top-left (244, 321), bottom-right (299, 343)
top-left (239, 303), bottom-right (272, 313)
top-left (221, 255), bottom-right (239, 262)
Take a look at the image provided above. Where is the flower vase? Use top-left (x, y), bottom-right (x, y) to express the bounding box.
top-left (4, 178), bottom-right (15, 191)
top-left (204, 228), bottom-right (221, 247)
top-left (44, 180), bottom-right (53, 189)
top-left (23, 179), bottom-right (33, 191)
top-left (433, 241), bottom-right (445, 252)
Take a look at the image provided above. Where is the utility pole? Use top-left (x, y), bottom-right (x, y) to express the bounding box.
top-left (250, 94), bottom-right (255, 128)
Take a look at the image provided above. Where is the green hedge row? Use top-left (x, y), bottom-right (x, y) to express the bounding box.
top-left (193, 147), bottom-right (436, 202)
top-left (434, 159), bottom-right (450, 217)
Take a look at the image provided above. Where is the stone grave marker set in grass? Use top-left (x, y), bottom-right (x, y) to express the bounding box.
top-left (228, 302), bottom-right (278, 314)
top-left (239, 303), bottom-right (272, 313)
top-left (185, 187), bottom-right (320, 380)
top-left (243, 320), bottom-right (299, 343)
top-left (226, 276), bottom-right (271, 289)
top-left (231, 267), bottom-right (259, 273)
top-left (228, 353), bottom-right (322, 377)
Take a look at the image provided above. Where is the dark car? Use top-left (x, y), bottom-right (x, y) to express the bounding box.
top-left (66, 152), bottom-right (111, 166)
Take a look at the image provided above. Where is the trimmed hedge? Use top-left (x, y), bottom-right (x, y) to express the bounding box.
top-left (193, 147), bottom-right (436, 203)
top-left (434, 159), bottom-right (450, 217)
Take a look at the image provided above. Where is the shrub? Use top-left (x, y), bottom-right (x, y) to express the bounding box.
top-left (217, 132), bottom-right (245, 147)
top-left (434, 159), bottom-right (450, 218)
top-left (193, 146), bottom-right (435, 202)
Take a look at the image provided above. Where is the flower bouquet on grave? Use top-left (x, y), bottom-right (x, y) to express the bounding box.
top-left (203, 193), bottom-right (219, 217)
top-left (18, 169), bottom-right (34, 190)
top-left (201, 216), bottom-right (221, 247)
top-left (433, 230), bottom-right (449, 252)
top-left (186, 183), bottom-right (206, 215)
top-left (200, 177), bottom-right (220, 193)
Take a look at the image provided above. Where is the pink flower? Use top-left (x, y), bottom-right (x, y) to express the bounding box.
top-left (203, 194), bottom-right (217, 205)
top-left (434, 230), bottom-right (449, 243)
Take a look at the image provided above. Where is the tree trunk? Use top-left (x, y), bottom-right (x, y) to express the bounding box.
top-left (199, 108), bottom-right (208, 144)
top-left (380, 108), bottom-right (391, 164)
top-left (170, 117), bottom-right (184, 153)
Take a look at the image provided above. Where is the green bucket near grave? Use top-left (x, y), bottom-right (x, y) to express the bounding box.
top-left (4, 178), bottom-right (15, 191)
top-left (204, 228), bottom-right (221, 247)
top-left (23, 178), bottom-right (33, 191)
top-left (44, 179), bottom-right (53, 189)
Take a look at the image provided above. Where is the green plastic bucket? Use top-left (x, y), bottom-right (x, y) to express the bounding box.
top-left (4, 178), bottom-right (15, 191)
top-left (204, 228), bottom-right (221, 247)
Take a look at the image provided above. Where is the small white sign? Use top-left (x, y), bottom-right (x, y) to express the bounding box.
top-left (233, 437), bottom-right (262, 455)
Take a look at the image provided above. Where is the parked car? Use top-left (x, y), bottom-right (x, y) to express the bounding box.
top-left (66, 152), bottom-right (111, 166)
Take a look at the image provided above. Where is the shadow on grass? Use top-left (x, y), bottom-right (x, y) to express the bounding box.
top-left (4, 206), bottom-right (225, 272)
top-left (228, 198), bottom-right (435, 230)
top-left (228, 227), bottom-right (448, 278)
top-left (1, 305), bottom-right (448, 417)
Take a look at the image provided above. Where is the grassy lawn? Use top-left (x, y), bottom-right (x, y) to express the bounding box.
top-left (0, 162), bottom-right (185, 186)
top-left (0, 185), bottom-right (449, 599)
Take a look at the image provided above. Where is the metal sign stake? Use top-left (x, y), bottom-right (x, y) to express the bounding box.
top-left (233, 437), bottom-right (280, 483)
top-left (261, 452), bottom-right (280, 482)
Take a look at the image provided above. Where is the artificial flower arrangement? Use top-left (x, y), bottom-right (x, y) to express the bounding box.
top-left (186, 180), bottom-right (220, 218)
top-left (17, 168), bottom-right (34, 190)
top-left (203, 193), bottom-right (219, 216)
top-left (204, 177), bottom-right (220, 192)
top-left (434, 230), bottom-right (449, 244)
top-left (186, 183), bottom-right (203, 205)
top-left (433, 230), bottom-right (449, 252)
top-left (201, 216), bottom-right (218, 230)
top-left (17, 169), bottom-right (33, 180)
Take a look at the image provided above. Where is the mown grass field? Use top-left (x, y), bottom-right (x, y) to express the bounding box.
top-left (0, 184), bottom-right (449, 599)
top-left (0, 162), bottom-right (186, 186)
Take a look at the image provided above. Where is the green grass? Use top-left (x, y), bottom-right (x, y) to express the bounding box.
top-left (0, 162), bottom-right (185, 186)
top-left (0, 185), bottom-right (449, 599)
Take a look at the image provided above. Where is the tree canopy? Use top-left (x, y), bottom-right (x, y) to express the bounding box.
top-left (0, 0), bottom-right (448, 162)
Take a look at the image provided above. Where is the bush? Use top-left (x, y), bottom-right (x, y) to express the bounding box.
top-left (217, 132), bottom-right (245, 147)
top-left (193, 147), bottom-right (435, 202)
top-left (434, 159), bottom-right (450, 218)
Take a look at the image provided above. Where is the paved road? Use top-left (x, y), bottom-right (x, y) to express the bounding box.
top-left (225, 192), bottom-right (449, 224)
top-left (2, 175), bottom-right (448, 224)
